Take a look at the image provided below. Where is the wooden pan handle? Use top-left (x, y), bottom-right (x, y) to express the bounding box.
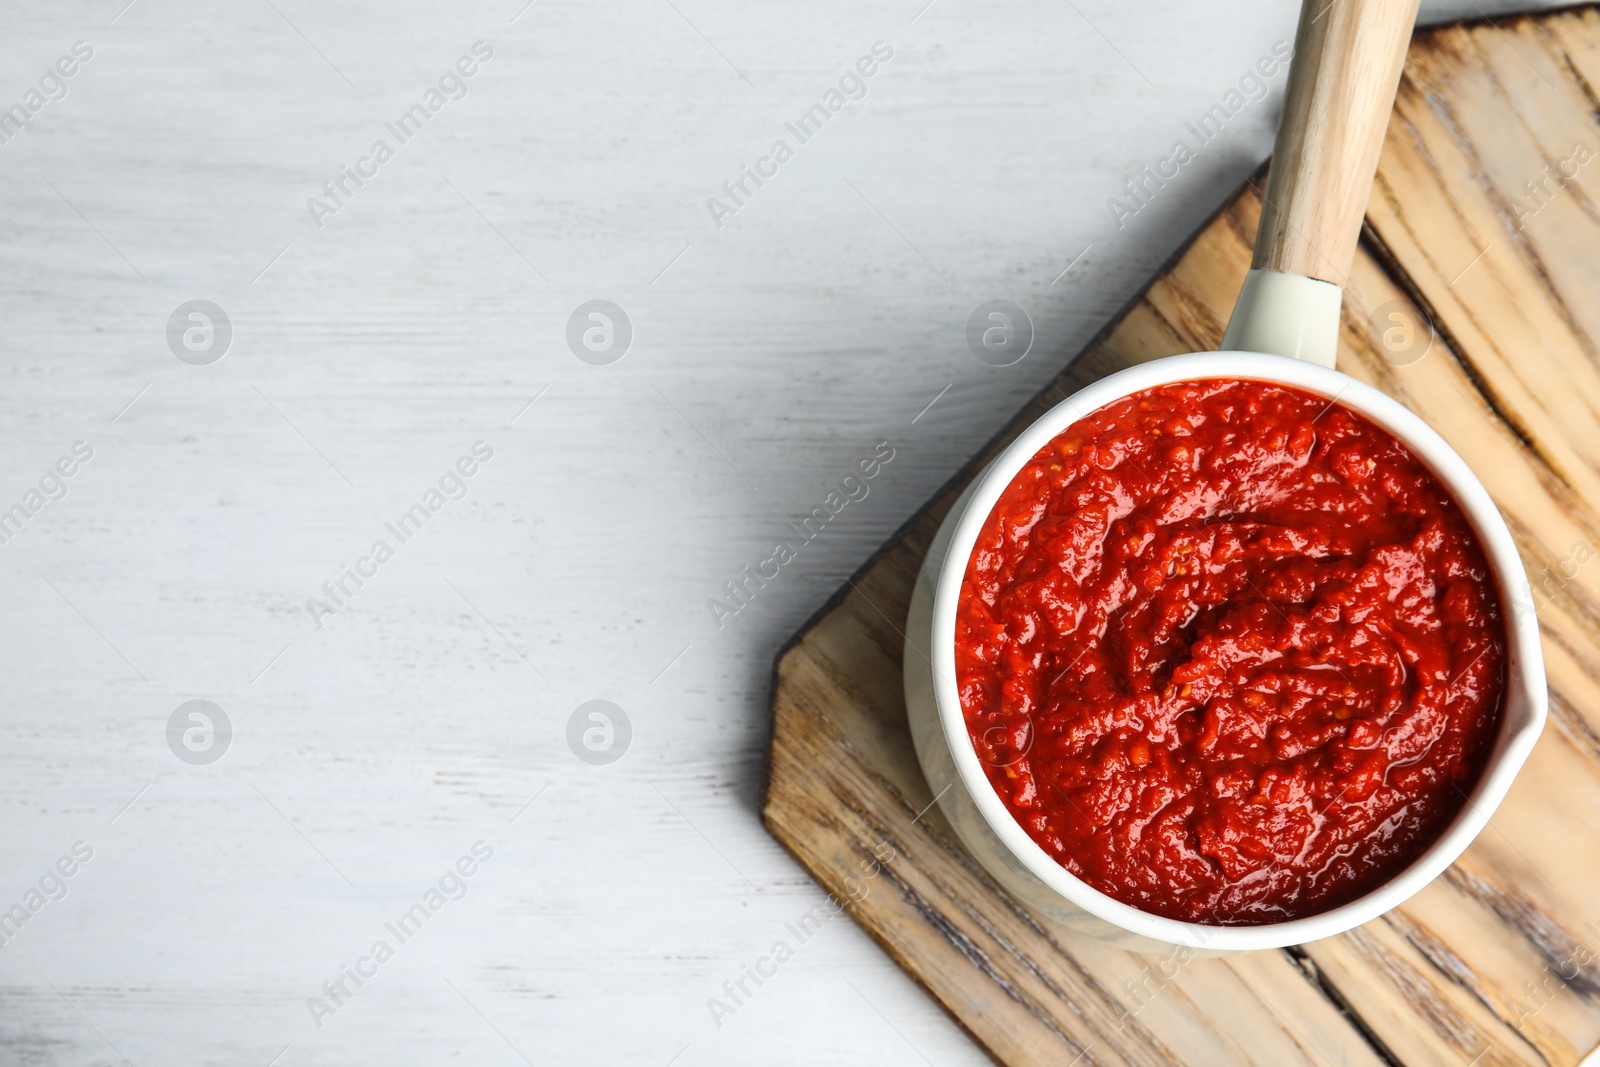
top-left (1253, 0), bottom-right (1419, 284)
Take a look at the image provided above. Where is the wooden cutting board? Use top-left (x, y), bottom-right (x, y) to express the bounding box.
top-left (762, 7), bottom-right (1600, 1066)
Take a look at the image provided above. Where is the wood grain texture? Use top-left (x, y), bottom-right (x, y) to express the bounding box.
top-left (1255, 0), bottom-right (1421, 283)
top-left (764, 8), bottom-right (1600, 1066)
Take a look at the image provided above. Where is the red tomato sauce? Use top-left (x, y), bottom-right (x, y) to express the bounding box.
top-left (956, 379), bottom-right (1504, 924)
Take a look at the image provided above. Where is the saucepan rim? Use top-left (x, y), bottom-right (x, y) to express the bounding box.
top-left (927, 350), bottom-right (1547, 950)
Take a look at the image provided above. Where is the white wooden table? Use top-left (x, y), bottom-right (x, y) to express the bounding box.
top-left (0, 0), bottom-right (1558, 1062)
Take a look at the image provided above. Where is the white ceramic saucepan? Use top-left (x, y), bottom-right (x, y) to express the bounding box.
top-left (903, 0), bottom-right (1547, 954)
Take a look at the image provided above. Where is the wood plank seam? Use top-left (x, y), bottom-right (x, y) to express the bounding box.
top-left (1286, 947), bottom-right (1412, 1067)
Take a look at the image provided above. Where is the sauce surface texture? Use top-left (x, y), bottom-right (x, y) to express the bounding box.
top-left (956, 379), bottom-right (1504, 924)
